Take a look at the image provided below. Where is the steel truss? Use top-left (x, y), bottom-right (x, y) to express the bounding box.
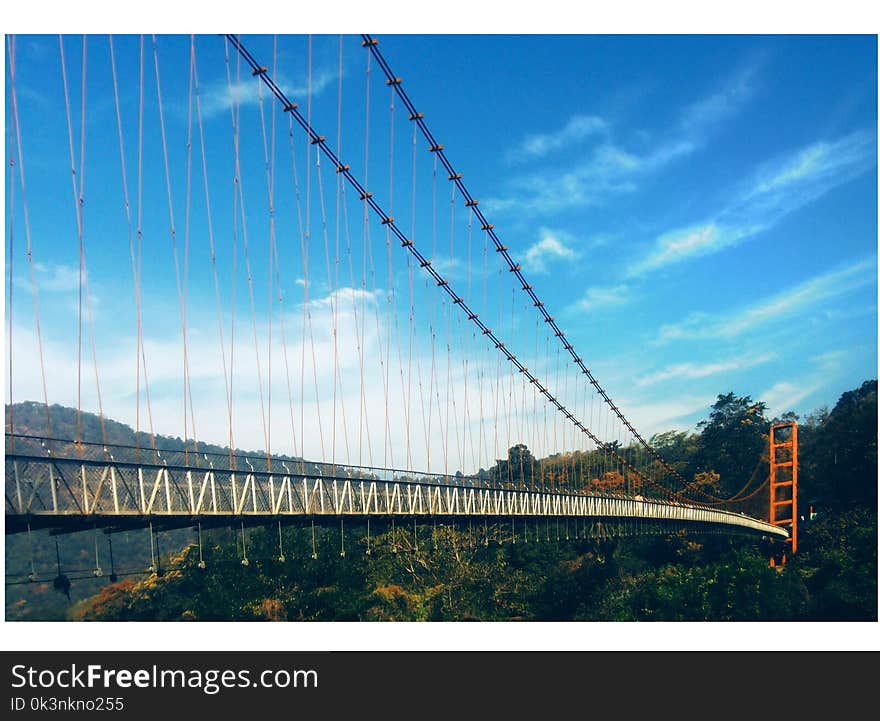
top-left (6, 454), bottom-right (788, 540)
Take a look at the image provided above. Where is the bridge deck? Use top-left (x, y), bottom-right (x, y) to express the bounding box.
top-left (5, 454), bottom-right (787, 540)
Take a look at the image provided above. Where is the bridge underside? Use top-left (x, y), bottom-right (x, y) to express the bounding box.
top-left (6, 512), bottom-right (770, 542)
top-left (6, 455), bottom-right (787, 541)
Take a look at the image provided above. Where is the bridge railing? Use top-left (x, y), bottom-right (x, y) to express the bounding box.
top-left (5, 433), bottom-right (495, 488)
top-left (5, 450), bottom-right (789, 541)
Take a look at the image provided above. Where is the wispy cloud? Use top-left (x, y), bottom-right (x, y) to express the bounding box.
top-left (14, 263), bottom-right (81, 293)
top-left (197, 67), bottom-right (338, 118)
top-left (810, 349), bottom-right (849, 371)
top-left (656, 258), bottom-right (876, 343)
top-left (629, 131), bottom-right (876, 276)
top-left (523, 228), bottom-right (579, 273)
top-left (679, 60), bottom-right (759, 133)
top-left (615, 394), bottom-right (716, 436)
top-left (631, 223), bottom-right (712, 276)
top-left (507, 115), bottom-right (607, 163)
top-left (570, 284), bottom-right (630, 314)
top-left (486, 62), bottom-right (757, 217)
top-left (761, 380), bottom-right (823, 415)
top-left (635, 352), bottom-right (775, 387)
top-left (485, 139), bottom-right (693, 216)
top-left (731, 130), bottom-right (875, 219)
top-left (304, 286), bottom-right (379, 312)
top-left (7, 282), bottom-right (558, 474)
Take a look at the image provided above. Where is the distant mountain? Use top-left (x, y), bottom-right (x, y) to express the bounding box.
top-left (5, 401), bottom-right (313, 472)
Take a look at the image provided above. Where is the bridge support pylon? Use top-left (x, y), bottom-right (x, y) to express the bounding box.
top-left (769, 420), bottom-right (798, 566)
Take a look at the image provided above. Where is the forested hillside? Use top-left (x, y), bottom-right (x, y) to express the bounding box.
top-left (5, 381), bottom-right (876, 621)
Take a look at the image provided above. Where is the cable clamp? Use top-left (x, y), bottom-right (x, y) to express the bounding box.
top-left (429, 144), bottom-right (444, 152)
top-left (362, 38), bottom-right (378, 47)
top-left (252, 66), bottom-right (268, 76)
top-left (282, 102), bottom-right (298, 112)
top-left (310, 135), bottom-right (326, 145)
top-left (381, 216), bottom-right (394, 225)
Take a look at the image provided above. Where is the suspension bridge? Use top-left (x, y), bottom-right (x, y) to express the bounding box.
top-left (5, 33), bottom-right (789, 568)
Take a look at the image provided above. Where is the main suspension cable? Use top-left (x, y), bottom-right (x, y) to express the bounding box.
top-left (225, 34), bottom-right (687, 501)
top-left (359, 34), bottom-right (693, 498)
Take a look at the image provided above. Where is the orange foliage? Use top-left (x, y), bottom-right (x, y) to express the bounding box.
top-left (373, 584), bottom-right (406, 602)
top-left (588, 470), bottom-right (626, 494)
top-left (260, 598), bottom-right (287, 622)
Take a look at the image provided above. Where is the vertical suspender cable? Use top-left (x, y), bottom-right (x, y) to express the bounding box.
top-left (59, 36), bottom-right (84, 449)
top-left (224, 37), bottom-right (270, 463)
top-left (60, 35), bottom-right (108, 449)
top-left (153, 34), bottom-right (198, 460)
top-left (192, 36), bottom-right (234, 460)
top-left (223, 37), bottom-right (238, 468)
top-left (385, 65), bottom-right (396, 471)
top-left (229, 34), bottom-right (710, 502)
top-left (6, 146), bottom-right (13, 446)
top-left (359, 35), bottom-right (699, 499)
top-left (6, 35), bottom-right (17, 445)
top-left (110, 35), bottom-right (152, 457)
top-left (302, 36), bottom-right (327, 465)
top-left (135, 35), bottom-right (157, 454)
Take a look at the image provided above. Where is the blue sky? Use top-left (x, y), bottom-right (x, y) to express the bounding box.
top-left (5, 33), bottom-right (877, 474)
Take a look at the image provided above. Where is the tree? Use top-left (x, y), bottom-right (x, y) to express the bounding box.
top-left (802, 380), bottom-right (877, 508)
top-left (692, 470), bottom-right (721, 497)
top-left (589, 470), bottom-right (626, 495)
top-left (695, 393), bottom-right (769, 497)
top-left (488, 444), bottom-right (536, 488)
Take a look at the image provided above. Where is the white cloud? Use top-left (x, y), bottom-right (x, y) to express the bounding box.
top-left (656, 258), bottom-right (876, 343)
top-left (614, 394), bottom-right (716, 437)
top-left (304, 286), bottom-right (379, 312)
top-left (629, 223), bottom-right (720, 276)
top-left (635, 352), bottom-right (775, 387)
top-left (629, 131), bottom-right (875, 276)
top-left (485, 139), bottom-right (692, 215)
top-left (8, 284), bottom-right (610, 475)
top-left (509, 115), bottom-right (607, 162)
top-left (570, 284), bottom-right (630, 313)
top-left (486, 63), bottom-right (757, 217)
top-left (731, 130), bottom-right (875, 222)
top-left (523, 229), bottom-right (578, 273)
top-left (761, 380), bottom-right (823, 416)
top-left (679, 60), bottom-right (758, 132)
top-left (810, 350), bottom-right (849, 371)
top-left (629, 222), bottom-right (765, 276)
top-left (197, 67), bottom-right (338, 118)
top-left (14, 262), bottom-right (81, 293)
